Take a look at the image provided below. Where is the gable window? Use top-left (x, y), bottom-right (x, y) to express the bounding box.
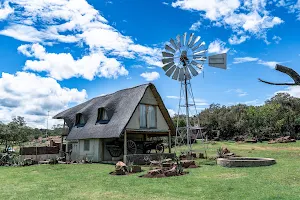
top-left (139, 104), bottom-right (147, 128)
top-left (139, 104), bottom-right (157, 128)
top-left (148, 105), bottom-right (157, 128)
top-left (84, 140), bottom-right (90, 151)
top-left (75, 113), bottom-right (85, 127)
top-left (97, 108), bottom-right (109, 124)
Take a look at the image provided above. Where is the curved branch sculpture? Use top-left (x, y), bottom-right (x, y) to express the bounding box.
top-left (259, 64), bottom-right (300, 86)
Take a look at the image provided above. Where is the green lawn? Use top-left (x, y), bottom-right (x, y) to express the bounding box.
top-left (1, 142), bottom-right (300, 200)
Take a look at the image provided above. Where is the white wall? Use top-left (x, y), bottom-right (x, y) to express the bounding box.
top-left (71, 139), bottom-right (100, 162)
top-left (126, 87), bottom-right (169, 130)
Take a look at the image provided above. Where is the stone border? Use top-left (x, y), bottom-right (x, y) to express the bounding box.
top-left (217, 157), bottom-right (276, 167)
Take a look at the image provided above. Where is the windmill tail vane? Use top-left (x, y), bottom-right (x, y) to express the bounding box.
top-left (161, 32), bottom-right (227, 153)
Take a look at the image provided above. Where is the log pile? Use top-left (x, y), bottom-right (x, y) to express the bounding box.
top-left (268, 136), bottom-right (296, 144)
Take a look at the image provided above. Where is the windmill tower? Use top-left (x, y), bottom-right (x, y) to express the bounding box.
top-left (161, 32), bottom-right (227, 153)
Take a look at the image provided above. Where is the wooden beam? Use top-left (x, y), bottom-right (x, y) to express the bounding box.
top-left (168, 130), bottom-right (172, 153)
top-left (60, 120), bottom-right (65, 157)
top-left (123, 130), bottom-right (127, 163)
top-left (101, 139), bottom-right (104, 161)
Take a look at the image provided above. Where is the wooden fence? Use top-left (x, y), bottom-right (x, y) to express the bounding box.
top-left (20, 146), bottom-right (60, 155)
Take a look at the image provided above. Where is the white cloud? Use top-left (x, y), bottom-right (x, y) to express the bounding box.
top-left (0, 72), bottom-right (87, 128)
top-left (189, 21), bottom-right (201, 31)
top-left (290, 0), bottom-right (300, 20)
top-left (229, 35), bottom-right (250, 45)
top-left (166, 96), bottom-right (180, 99)
top-left (226, 89), bottom-right (248, 97)
top-left (172, 0), bottom-right (284, 44)
top-left (233, 57), bottom-right (259, 64)
top-left (272, 35), bottom-right (282, 44)
top-left (18, 43), bottom-right (128, 80)
top-left (0, 0), bottom-right (162, 72)
top-left (0, 1), bottom-right (13, 20)
top-left (140, 71), bottom-right (160, 81)
top-left (257, 60), bottom-right (278, 69)
top-left (172, 0), bottom-right (240, 21)
top-left (167, 109), bottom-right (176, 117)
top-left (208, 39), bottom-right (229, 54)
top-left (162, 2), bottom-right (169, 5)
top-left (276, 86), bottom-right (300, 98)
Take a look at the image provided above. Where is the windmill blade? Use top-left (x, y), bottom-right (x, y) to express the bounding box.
top-left (208, 53), bottom-right (227, 69)
top-left (162, 57), bottom-right (174, 64)
top-left (183, 32), bottom-right (187, 46)
top-left (191, 61), bottom-right (203, 70)
top-left (172, 67), bottom-right (180, 80)
top-left (188, 64), bottom-right (199, 76)
top-left (191, 36), bottom-right (201, 48)
top-left (192, 41), bottom-right (205, 51)
top-left (165, 44), bottom-right (176, 53)
top-left (178, 68), bottom-right (184, 81)
top-left (176, 35), bottom-right (181, 49)
top-left (162, 51), bottom-right (174, 58)
top-left (193, 55), bottom-right (207, 61)
top-left (165, 65), bottom-right (176, 77)
top-left (170, 38), bottom-right (178, 50)
top-left (193, 49), bottom-right (207, 55)
top-left (162, 62), bottom-right (175, 72)
top-left (187, 33), bottom-right (194, 47)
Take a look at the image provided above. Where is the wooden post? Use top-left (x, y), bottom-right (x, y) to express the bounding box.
top-left (123, 130), bottom-right (127, 163)
top-left (168, 130), bottom-right (172, 153)
top-left (101, 139), bottom-right (104, 162)
top-left (60, 120), bottom-right (65, 157)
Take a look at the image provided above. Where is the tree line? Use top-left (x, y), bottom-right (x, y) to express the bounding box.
top-left (0, 116), bottom-right (63, 152)
top-left (173, 93), bottom-right (300, 140)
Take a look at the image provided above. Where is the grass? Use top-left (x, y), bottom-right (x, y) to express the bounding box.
top-left (1, 141), bottom-right (300, 200)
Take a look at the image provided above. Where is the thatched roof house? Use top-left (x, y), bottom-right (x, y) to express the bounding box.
top-left (53, 83), bottom-right (175, 162)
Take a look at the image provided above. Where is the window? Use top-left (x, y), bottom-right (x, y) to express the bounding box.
top-left (148, 105), bottom-right (157, 128)
top-left (139, 104), bottom-right (147, 128)
top-left (139, 104), bottom-right (157, 128)
top-left (84, 140), bottom-right (90, 151)
top-left (75, 113), bottom-right (85, 127)
top-left (97, 108), bottom-right (109, 124)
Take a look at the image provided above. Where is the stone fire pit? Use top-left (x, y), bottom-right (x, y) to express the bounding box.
top-left (217, 157), bottom-right (276, 167)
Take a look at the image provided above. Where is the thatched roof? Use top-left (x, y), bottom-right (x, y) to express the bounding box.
top-left (53, 83), bottom-right (175, 140)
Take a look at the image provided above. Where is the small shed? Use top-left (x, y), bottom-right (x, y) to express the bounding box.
top-left (53, 83), bottom-right (175, 163)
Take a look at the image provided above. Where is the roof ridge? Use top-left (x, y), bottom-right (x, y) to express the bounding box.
top-left (92, 83), bottom-right (152, 100)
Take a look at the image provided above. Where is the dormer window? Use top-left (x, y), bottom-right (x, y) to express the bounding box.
top-left (75, 113), bottom-right (85, 127)
top-left (97, 108), bottom-right (109, 124)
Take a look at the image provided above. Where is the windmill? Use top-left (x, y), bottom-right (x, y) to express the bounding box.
top-left (161, 32), bottom-right (227, 153)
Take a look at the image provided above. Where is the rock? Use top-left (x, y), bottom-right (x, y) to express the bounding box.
top-left (181, 160), bottom-right (196, 168)
top-left (116, 161), bottom-right (126, 170)
top-left (131, 165), bottom-right (142, 173)
top-left (222, 147), bottom-right (230, 154)
top-left (162, 158), bottom-right (172, 163)
top-left (162, 162), bottom-right (173, 168)
top-left (148, 169), bottom-right (163, 176)
top-left (188, 165), bottom-right (198, 168)
top-left (179, 154), bottom-right (187, 160)
top-left (150, 160), bottom-right (161, 166)
top-left (164, 166), bottom-right (177, 177)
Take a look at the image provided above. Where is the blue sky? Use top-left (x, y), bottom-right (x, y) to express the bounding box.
top-left (0, 0), bottom-right (300, 127)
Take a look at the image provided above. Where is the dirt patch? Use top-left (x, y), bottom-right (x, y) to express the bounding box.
top-left (139, 172), bottom-right (189, 178)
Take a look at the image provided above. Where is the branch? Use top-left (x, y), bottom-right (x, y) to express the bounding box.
top-left (259, 64), bottom-right (300, 86)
